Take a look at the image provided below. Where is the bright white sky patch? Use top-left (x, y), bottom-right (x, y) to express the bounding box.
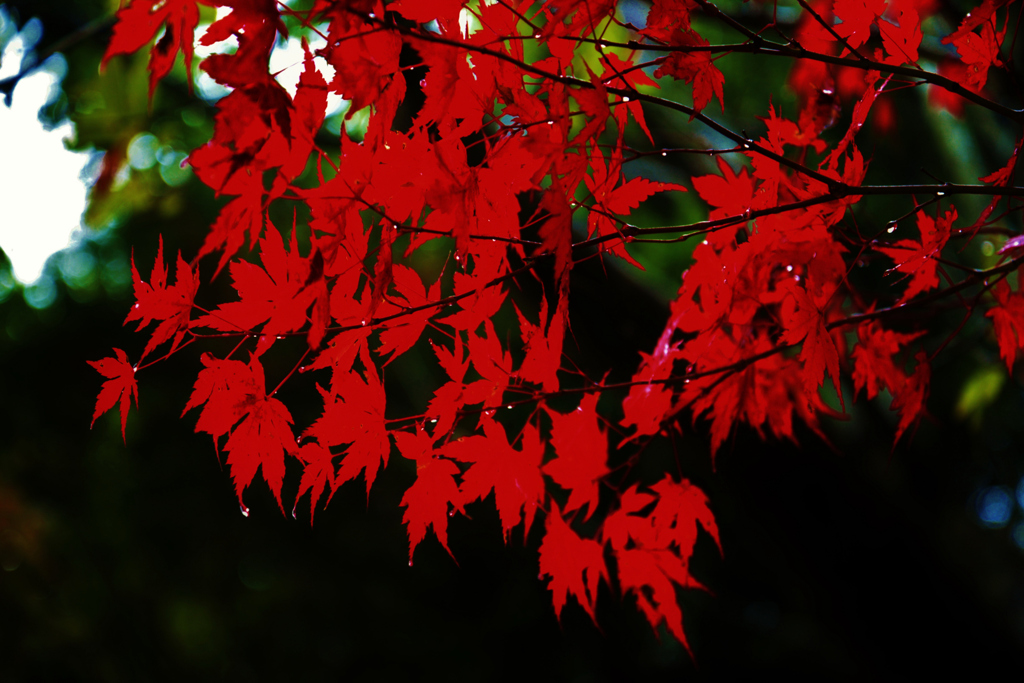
top-left (0, 13), bottom-right (91, 285)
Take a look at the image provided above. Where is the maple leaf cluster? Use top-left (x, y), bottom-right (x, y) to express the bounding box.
top-left (90, 0), bottom-right (1024, 649)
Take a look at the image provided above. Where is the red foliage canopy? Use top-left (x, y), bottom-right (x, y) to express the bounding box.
top-left (92, 0), bottom-right (1024, 648)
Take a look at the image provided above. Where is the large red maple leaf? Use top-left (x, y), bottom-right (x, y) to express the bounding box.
top-left (193, 227), bottom-right (317, 342)
top-left (183, 353), bottom-right (297, 511)
top-left (443, 418), bottom-right (545, 541)
top-left (304, 348), bottom-right (389, 499)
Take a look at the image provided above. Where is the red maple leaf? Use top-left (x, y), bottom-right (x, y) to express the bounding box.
top-left (778, 282), bottom-right (843, 402)
top-left (124, 236), bottom-right (199, 361)
top-left (691, 157), bottom-right (756, 220)
top-left (102, 0), bottom-right (202, 99)
top-left (466, 321), bottom-right (513, 409)
top-left (88, 348), bottom-right (139, 441)
top-left (194, 228), bottom-right (317, 342)
top-left (443, 417), bottom-right (545, 541)
top-left (394, 425), bottom-right (464, 561)
top-left (425, 338), bottom-right (473, 437)
top-left (951, 23), bottom-right (1002, 90)
top-left (543, 393), bottom-right (609, 521)
top-left (199, 0), bottom-right (284, 89)
top-left (878, 206), bottom-right (958, 303)
top-left (604, 476), bottom-right (718, 650)
top-left (223, 389), bottom-right (297, 513)
top-left (515, 293), bottom-right (566, 393)
top-left (375, 265), bottom-right (442, 364)
top-left (892, 351), bottom-right (930, 443)
top-left (538, 503), bottom-right (607, 620)
top-left (851, 320), bottom-right (925, 399)
top-left (879, 6), bottom-right (922, 64)
top-left (987, 279), bottom-right (1024, 372)
top-left (183, 353), bottom-right (297, 510)
top-left (833, 0), bottom-right (888, 52)
top-left (304, 348), bottom-right (389, 498)
top-left (293, 441), bottom-right (338, 524)
top-left (652, 29), bottom-right (725, 114)
top-left (585, 149), bottom-right (686, 267)
top-left (941, 0), bottom-right (1011, 46)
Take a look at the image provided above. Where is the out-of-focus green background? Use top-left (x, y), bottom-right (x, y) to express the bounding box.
top-left (3, 0), bottom-right (1024, 679)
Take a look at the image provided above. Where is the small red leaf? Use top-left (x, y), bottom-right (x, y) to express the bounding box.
top-left (88, 348), bottom-right (139, 441)
top-left (124, 236), bottom-right (199, 361)
top-left (102, 0), bottom-right (201, 99)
